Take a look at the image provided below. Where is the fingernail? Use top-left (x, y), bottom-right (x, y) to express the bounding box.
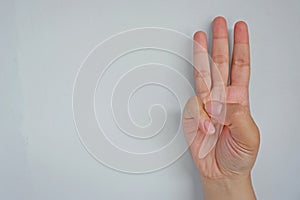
top-left (204, 120), bottom-right (215, 135)
top-left (206, 102), bottom-right (223, 116)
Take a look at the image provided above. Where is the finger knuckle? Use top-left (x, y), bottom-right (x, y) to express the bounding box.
top-left (194, 69), bottom-right (210, 78)
top-left (232, 58), bottom-right (250, 67)
top-left (212, 55), bottom-right (228, 65)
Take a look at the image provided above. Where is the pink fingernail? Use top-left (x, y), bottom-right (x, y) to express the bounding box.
top-left (204, 120), bottom-right (215, 135)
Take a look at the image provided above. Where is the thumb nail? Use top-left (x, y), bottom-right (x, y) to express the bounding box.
top-left (204, 120), bottom-right (215, 135)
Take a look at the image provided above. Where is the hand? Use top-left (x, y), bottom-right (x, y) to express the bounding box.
top-left (182, 16), bottom-right (260, 199)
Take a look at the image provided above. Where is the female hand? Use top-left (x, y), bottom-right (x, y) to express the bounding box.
top-left (182, 16), bottom-right (260, 200)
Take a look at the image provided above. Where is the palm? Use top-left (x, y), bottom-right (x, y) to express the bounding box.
top-left (184, 86), bottom-right (253, 178)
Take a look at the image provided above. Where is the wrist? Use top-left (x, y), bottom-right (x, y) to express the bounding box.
top-left (200, 174), bottom-right (256, 200)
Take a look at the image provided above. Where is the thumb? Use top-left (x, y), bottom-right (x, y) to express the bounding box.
top-left (205, 101), bottom-right (260, 148)
top-left (182, 96), bottom-right (217, 159)
top-left (182, 96), bottom-right (216, 138)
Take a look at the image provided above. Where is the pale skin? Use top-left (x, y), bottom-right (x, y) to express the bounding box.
top-left (182, 16), bottom-right (260, 200)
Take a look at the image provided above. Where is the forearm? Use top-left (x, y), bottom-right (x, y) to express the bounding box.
top-left (201, 174), bottom-right (256, 200)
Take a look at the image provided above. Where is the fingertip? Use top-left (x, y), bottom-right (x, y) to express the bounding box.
top-left (194, 31), bottom-right (208, 50)
top-left (213, 16), bottom-right (227, 24)
top-left (234, 21), bottom-right (249, 43)
top-left (212, 16), bottom-right (228, 38)
top-left (194, 31), bottom-right (206, 40)
top-left (194, 31), bottom-right (207, 43)
top-left (235, 20), bottom-right (248, 30)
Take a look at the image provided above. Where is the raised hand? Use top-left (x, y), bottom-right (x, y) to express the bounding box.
top-left (182, 16), bottom-right (260, 199)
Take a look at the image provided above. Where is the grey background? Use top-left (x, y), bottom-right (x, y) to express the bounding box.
top-left (1, 0), bottom-right (300, 199)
